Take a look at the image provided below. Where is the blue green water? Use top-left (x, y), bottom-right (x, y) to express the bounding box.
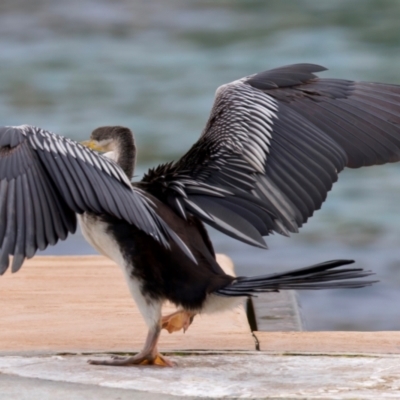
top-left (2, 0), bottom-right (400, 330)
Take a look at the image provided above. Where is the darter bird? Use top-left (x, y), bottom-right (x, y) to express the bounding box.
top-left (4, 63), bottom-right (400, 366)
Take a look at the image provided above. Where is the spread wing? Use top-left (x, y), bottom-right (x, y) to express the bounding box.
top-left (0, 125), bottom-right (193, 274)
top-left (141, 63), bottom-right (400, 248)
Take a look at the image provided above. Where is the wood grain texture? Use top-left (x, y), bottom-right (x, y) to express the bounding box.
top-left (0, 255), bottom-right (254, 353)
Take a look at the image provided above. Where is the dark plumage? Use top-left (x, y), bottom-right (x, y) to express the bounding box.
top-left (3, 63), bottom-right (400, 366)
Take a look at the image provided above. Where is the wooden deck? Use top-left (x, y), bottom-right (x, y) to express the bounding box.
top-left (0, 255), bottom-right (254, 353)
top-left (1, 255), bottom-right (400, 356)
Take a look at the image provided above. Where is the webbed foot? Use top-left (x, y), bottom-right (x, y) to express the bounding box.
top-left (88, 352), bottom-right (173, 367)
top-left (161, 310), bottom-right (195, 333)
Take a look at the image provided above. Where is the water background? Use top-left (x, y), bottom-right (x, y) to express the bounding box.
top-left (1, 0), bottom-right (400, 330)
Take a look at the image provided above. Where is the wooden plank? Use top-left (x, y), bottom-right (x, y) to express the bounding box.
top-left (0, 255), bottom-right (255, 353)
top-left (254, 331), bottom-right (400, 354)
top-left (250, 291), bottom-right (303, 332)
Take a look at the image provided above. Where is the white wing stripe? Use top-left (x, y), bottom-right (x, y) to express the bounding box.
top-left (55, 140), bottom-right (67, 156)
top-left (64, 141), bottom-right (77, 158)
top-left (74, 147), bottom-right (86, 163)
top-left (48, 137), bottom-right (58, 154)
top-left (42, 140), bottom-right (50, 152)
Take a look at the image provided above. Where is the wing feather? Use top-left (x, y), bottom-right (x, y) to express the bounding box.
top-left (310, 101), bottom-right (394, 159)
top-left (188, 195), bottom-right (267, 248)
top-left (0, 180), bottom-right (8, 245)
top-left (0, 180), bottom-right (16, 273)
top-left (38, 148), bottom-right (82, 211)
top-left (12, 177), bottom-right (26, 272)
top-left (0, 125), bottom-right (194, 274)
top-left (26, 167), bottom-right (47, 251)
top-left (141, 63), bottom-right (400, 249)
top-left (21, 174), bottom-right (36, 258)
top-left (31, 163), bottom-right (58, 247)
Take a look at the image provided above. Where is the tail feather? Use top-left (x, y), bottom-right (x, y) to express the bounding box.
top-left (216, 259), bottom-right (376, 297)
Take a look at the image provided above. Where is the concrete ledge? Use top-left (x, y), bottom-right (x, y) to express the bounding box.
top-left (1, 353), bottom-right (400, 399)
top-left (255, 331), bottom-right (400, 354)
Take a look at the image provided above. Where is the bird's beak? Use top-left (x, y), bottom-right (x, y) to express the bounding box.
top-left (80, 140), bottom-right (105, 152)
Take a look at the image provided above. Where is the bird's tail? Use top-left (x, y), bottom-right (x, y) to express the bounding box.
top-left (216, 260), bottom-right (376, 296)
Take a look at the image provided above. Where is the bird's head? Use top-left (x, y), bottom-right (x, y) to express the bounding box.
top-left (81, 126), bottom-right (136, 179)
top-left (81, 126), bottom-right (129, 153)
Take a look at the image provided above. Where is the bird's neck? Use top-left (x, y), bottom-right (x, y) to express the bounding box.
top-left (112, 130), bottom-right (136, 180)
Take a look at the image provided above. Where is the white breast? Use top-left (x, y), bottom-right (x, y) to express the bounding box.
top-left (78, 213), bottom-right (126, 268)
top-left (78, 213), bottom-right (162, 328)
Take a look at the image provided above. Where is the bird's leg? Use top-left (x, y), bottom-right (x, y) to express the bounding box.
top-left (161, 310), bottom-right (196, 333)
top-left (88, 322), bottom-right (173, 367)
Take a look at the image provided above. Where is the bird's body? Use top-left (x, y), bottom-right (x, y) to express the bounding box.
top-left (79, 203), bottom-right (233, 314)
top-left (2, 63), bottom-right (399, 366)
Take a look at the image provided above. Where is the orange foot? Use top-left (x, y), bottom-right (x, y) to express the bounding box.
top-left (161, 310), bottom-right (196, 334)
top-left (88, 353), bottom-right (173, 367)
